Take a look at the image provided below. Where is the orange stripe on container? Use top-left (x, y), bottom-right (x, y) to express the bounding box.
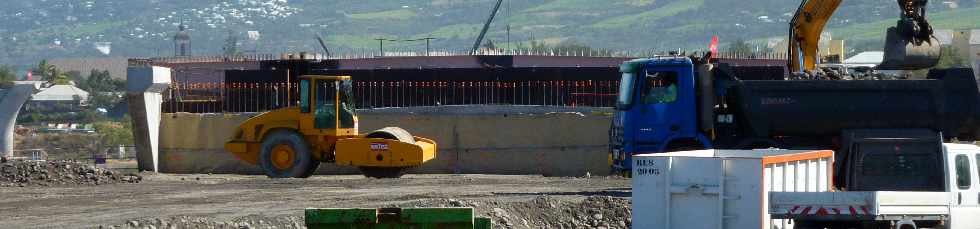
top-left (761, 150), bottom-right (834, 165)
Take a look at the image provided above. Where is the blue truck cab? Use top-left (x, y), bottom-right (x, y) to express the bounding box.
top-left (610, 56), bottom-right (714, 175)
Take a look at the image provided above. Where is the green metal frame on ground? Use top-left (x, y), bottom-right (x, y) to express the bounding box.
top-left (306, 207), bottom-right (492, 229)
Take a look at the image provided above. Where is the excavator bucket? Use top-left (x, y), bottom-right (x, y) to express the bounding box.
top-left (878, 26), bottom-right (941, 70)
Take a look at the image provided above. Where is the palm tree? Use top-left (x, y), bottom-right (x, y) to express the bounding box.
top-left (35, 59), bottom-right (57, 82)
top-left (50, 68), bottom-right (71, 85)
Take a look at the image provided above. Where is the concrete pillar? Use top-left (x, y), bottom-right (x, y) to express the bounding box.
top-left (0, 84), bottom-right (35, 158)
top-left (126, 66), bottom-right (171, 172)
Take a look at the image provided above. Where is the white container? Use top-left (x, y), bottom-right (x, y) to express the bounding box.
top-left (632, 149), bottom-right (834, 229)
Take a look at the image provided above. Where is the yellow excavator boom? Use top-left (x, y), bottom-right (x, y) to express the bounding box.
top-left (788, 0), bottom-right (940, 73)
top-left (788, 0), bottom-right (843, 73)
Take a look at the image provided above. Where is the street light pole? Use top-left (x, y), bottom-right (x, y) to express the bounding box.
top-left (401, 37), bottom-right (437, 56)
top-left (374, 38), bottom-right (387, 57)
top-left (421, 37), bottom-right (436, 56)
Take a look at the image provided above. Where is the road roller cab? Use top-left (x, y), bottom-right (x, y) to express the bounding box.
top-left (224, 75), bottom-right (437, 178)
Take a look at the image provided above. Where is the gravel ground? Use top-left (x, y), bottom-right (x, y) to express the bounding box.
top-left (395, 196), bottom-right (631, 229)
top-left (0, 173), bottom-right (630, 229)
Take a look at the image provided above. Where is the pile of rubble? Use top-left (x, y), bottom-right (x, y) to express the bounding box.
top-left (0, 160), bottom-right (142, 187)
top-left (398, 196), bottom-right (632, 229)
top-left (105, 215), bottom-right (304, 229)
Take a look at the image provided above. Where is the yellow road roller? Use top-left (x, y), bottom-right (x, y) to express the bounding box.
top-left (224, 75), bottom-right (436, 178)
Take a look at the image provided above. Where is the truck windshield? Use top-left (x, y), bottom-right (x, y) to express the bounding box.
top-left (854, 143), bottom-right (944, 191)
top-left (641, 71), bottom-right (678, 104)
top-left (616, 73), bottom-right (635, 110)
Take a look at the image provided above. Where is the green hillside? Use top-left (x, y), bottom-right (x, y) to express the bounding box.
top-left (831, 6), bottom-right (980, 42)
top-left (0, 0), bottom-right (976, 69)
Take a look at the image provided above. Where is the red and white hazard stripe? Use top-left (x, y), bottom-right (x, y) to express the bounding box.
top-left (787, 205), bottom-right (870, 216)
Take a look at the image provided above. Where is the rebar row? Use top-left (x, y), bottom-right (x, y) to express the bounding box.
top-left (161, 80), bottom-right (620, 113)
top-left (353, 80), bottom-right (619, 109)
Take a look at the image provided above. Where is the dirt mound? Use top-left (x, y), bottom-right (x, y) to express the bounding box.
top-left (109, 215), bottom-right (303, 229)
top-left (397, 196), bottom-right (632, 229)
top-left (0, 160), bottom-right (141, 187)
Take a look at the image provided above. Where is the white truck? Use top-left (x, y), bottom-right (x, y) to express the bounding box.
top-left (770, 141), bottom-right (980, 229)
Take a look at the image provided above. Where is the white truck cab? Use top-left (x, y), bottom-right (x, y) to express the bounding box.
top-left (945, 144), bottom-right (980, 228)
top-left (770, 143), bottom-right (980, 229)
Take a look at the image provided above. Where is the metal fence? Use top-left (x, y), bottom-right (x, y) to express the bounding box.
top-left (714, 51), bottom-right (788, 60)
top-left (163, 82), bottom-right (297, 113)
top-left (162, 80), bottom-right (620, 113)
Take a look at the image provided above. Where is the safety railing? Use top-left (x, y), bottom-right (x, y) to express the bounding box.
top-left (129, 49), bottom-right (788, 66)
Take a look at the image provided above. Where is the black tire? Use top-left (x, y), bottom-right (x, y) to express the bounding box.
top-left (359, 166), bottom-right (406, 179)
top-left (297, 160), bottom-right (321, 178)
top-left (793, 220), bottom-right (833, 229)
top-left (665, 139), bottom-right (707, 152)
top-left (259, 130), bottom-right (314, 178)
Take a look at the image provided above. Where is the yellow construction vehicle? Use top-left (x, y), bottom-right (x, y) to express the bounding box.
top-left (224, 75), bottom-right (436, 178)
top-left (788, 0), bottom-right (941, 74)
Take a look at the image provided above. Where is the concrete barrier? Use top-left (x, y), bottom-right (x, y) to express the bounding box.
top-left (156, 106), bottom-right (613, 177)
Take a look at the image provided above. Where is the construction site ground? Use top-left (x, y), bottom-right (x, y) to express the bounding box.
top-left (0, 172), bottom-right (632, 229)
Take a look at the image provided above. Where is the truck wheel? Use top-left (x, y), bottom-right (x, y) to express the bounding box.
top-left (792, 220), bottom-right (821, 229)
top-left (259, 130), bottom-right (314, 178)
top-left (359, 167), bottom-right (406, 178)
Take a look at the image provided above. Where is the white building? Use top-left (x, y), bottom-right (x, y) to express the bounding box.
top-left (26, 84), bottom-right (90, 111)
top-left (844, 51), bottom-right (884, 68)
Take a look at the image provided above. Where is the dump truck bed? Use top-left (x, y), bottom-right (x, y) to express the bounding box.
top-left (770, 191), bottom-right (950, 221)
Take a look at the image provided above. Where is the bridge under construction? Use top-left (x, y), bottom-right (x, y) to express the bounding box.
top-left (129, 53), bottom-right (785, 113)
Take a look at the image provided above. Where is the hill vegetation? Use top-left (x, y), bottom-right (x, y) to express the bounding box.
top-left (0, 0), bottom-right (976, 70)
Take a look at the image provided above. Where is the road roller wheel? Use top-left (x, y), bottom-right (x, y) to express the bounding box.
top-left (359, 166), bottom-right (407, 179)
top-left (259, 130), bottom-right (314, 178)
top-left (357, 127), bottom-right (417, 179)
top-left (365, 127), bottom-right (415, 144)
